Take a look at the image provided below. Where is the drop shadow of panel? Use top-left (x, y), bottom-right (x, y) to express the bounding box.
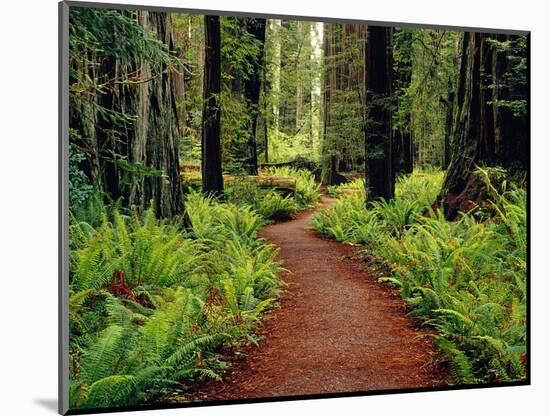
top-left (34, 398), bottom-right (58, 413)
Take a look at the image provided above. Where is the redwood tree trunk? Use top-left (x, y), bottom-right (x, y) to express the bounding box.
top-left (441, 33), bottom-right (481, 193)
top-left (440, 32), bottom-right (527, 219)
top-left (393, 29), bottom-right (414, 174)
top-left (71, 10), bottom-right (185, 219)
top-left (202, 16), bottom-right (224, 195)
top-left (439, 33), bottom-right (495, 219)
top-left (243, 18), bottom-right (267, 175)
top-left (130, 12), bottom-right (185, 218)
top-left (365, 26), bottom-right (394, 201)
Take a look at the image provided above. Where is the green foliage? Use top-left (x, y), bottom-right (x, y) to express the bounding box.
top-left (223, 178), bottom-right (297, 221)
top-left (69, 137), bottom-right (94, 208)
top-left (327, 177), bottom-right (364, 198)
top-left (266, 130), bottom-right (321, 165)
top-left (69, 194), bottom-right (282, 409)
top-left (315, 169), bottom-right (444, 244)
top-left (262, 167), bottom-right (321, 209)
top-left (320, 24), bottom-right (365, 178)
top-left (406, 30), bottom-right (459, 167)
top-left (255, 192), bottom-right (298, 220)
top-left (312, 192), bottom-right (384, 244)
top-left (313, 168), bottom-right (526, 383)
top-left (486, 36), bottom-right (528, 117)
top-left (71, 209), bottom-right (201, 290)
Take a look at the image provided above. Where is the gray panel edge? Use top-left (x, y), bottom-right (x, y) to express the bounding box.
top-left (59, 1), bottom-right (70, 415)
top-left (63, 0), bottom-right (530, 35)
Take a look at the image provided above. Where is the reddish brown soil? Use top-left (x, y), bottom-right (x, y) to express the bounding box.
top-left (191, 196), bottom-right (448, 401)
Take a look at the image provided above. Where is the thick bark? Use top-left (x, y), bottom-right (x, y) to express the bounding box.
top-left (365, 26), bottom-right (394, 201)
top-left (440, 32), bottom-right (527, 219)
top-left (443, 93), bottom-right (454, 169)
top-left (71, 10), bottom-right (185, 219)
top-left (441, 33), bottom-right (482, 206)
top-left (242, 18), bottom-right (267, 175)
top-left (202, 16), bottom-right (224, 195)
top-left (130, 12), bottom-right (185, 218)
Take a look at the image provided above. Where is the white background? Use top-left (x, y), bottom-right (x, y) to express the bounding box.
top-left (0, 0), bottom-right (547, 414)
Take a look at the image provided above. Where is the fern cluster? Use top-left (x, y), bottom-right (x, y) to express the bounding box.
top-left (312, 168), bottom-right (527, 384)
top-left (69, 194), bottom-right (282, 409)
top-left (225, 179), bottom-right (298, 221)
top-left (313, 170), bottom-right (445, 244)
top-left (261, 167), bottom-right (322, 209)
top-left (326, 177), bottom-right (365, 198)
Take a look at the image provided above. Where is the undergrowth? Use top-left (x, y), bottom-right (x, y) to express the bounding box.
top-left (69, 194), bottom-right (282, 409)
top-left (327, 177), bottom-right (365, 198)
top-left (312, 167), bottom-right (527, 384)
top-left (261, 167), bottom-right (321, 209)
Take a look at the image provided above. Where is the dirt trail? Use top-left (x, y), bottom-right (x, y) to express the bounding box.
top-left (192, 196), bottom-right (447, 401)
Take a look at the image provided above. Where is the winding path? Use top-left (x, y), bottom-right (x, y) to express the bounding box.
top-left (192, 196), bottom-right (447, 401)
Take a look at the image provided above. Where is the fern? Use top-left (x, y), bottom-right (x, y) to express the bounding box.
top-left (80, 325), bottom-right (126, 385)
top-left (313, 168), bottom-right (527, 384)
top-left (70, 193), bottom-right (284, 409)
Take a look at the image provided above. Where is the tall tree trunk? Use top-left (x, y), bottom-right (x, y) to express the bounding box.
top-left (478, 36), bottom-right (496, 164)
top-left (443, 91), bottom-right (454, 169)
top-left (440, 31), bottom-right (527, 219)
top-left (320, 23), bottom-right (336, 184)
top-left (202, 16), bottom-right (224, 195)
top-left (131, 12), bottom-right (185, 218)
top-left (440, 32), bottom-right (482, 211)
top-left (271, 20), bottom-right (282, 134)
top-left (493, 34), bottom-right (528, 169)
top-left (365, 26), bottom-right (394, 201)
top-left (295, 21), bottom-right (304, 133)
top-left (243, 18), bottom-right (267, 175)
top-left (71, 10), bottom-right (185, 219)
top-left (263, 76), bottom-right (269, 163)
top-left (393, 29), bottom-right (414, 174)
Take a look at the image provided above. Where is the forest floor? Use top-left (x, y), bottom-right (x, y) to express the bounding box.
top-left (190, 195), bottom-right (448, 402)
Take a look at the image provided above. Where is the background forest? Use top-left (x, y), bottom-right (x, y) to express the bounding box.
top-left (67, 6), bottom-right (528, 410)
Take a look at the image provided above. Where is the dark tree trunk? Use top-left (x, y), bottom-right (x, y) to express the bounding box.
top-left (393, 29), bottom-right (414, 174)
top-left (478, 36), bottom-right (496, 164)
top-left (130, 12), bottom-right (185, 218)
top-left (242, 18), bottom-right (267, 175)
top-left (402, 125), bottom-right (413, 173)
top-left (263, 76), bottom-right (269, 164)
top-left (71, 10), bottom-right (185, 219)
top-left (202, 16), bottom-right (224, 195)
top-left (365, 26), bottom-right (394, 201)
top-left (492, 34), bottom-right (528, 169)
top-left (440, 32), bottom-right (482, 217)
top-left (443, 90), bottom-right (454, 169)
top-left (440, 32), bottom-right (527, 219)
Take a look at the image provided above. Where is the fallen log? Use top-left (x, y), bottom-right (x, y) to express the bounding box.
top-left (181, 173), bottom-right (296, 196)
top-left (180, 164), bottom-right (201, 173)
